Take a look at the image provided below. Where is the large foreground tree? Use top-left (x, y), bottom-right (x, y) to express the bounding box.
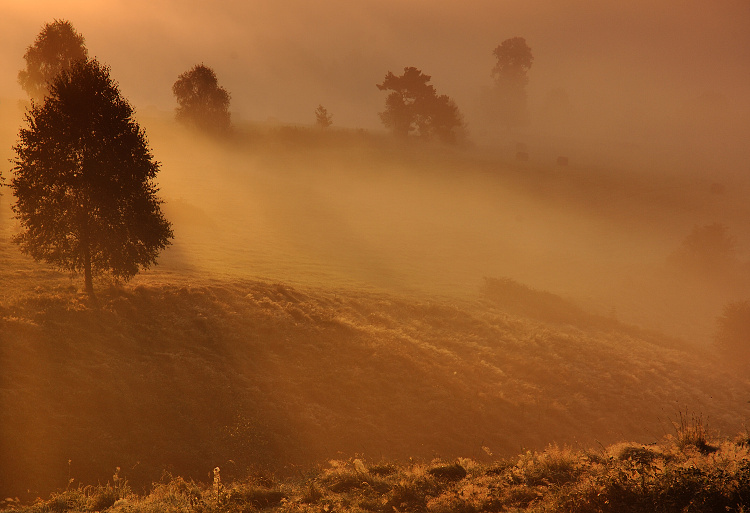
top-left (10, 58), bottom-right (173, 298)
top-left (377, 67), bottom-right (464, 144)
top-left (18, 19), bottom-right (88, 102)
top-left (173, 64), bottom-right (231, 134)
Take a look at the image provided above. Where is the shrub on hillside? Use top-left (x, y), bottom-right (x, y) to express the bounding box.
top-left (512, 445), bottom-right (583, 487)
top-left (714, 300), bottom-right (750, 363)
top-left (427, 462), bottom-right (467, 481)
top-left (667, 223), bottom-right (743, 282)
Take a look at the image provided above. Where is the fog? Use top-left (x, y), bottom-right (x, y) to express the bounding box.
top-left (3, 1), bottom-right (750, 141)
top-left (2, 0), bottom-right (750, 341)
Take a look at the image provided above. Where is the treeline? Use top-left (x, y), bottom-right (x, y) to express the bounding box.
top-left (14, 20), bottom-right (536, 142)
top-left (0, 19), bottom-right (535, 294)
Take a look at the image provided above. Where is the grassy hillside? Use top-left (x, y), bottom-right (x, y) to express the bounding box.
top-left (1, 273), bottom-right (749, 502)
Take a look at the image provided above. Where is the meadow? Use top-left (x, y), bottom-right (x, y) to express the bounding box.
top-left (1, 102), bottom-right (750, 508)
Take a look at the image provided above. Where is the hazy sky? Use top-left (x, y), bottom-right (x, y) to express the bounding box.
top-left (2, 0), bottom-right (749, 137)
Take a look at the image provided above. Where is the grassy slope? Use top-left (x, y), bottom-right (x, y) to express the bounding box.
top-left (1, 275), bottom-right (749, 501)
top-left (2, 112), bottom-right (750, 502)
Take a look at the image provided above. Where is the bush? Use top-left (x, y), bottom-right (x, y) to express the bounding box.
top-left (668, 223), bottom-right (740, 279)
top-left (615, 444), bottom-right (660, 466)
top-left (427, 463), bottom-right (467, 481)
top-left (226, 485), bottom-right (287, 509)
top-left (714, 300), bottom-right (750, 362)
top-left (513, 446), bottom-right (583, 487)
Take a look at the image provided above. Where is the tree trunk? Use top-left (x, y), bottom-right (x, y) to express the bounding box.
top-left (84, 252), bottom-right (94, 296)
top-left (83, 243), bottom-right (96, 301)
top-left (80, 214), bottom-right (96, 302)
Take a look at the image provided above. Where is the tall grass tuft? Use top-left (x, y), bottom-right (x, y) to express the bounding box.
top-left (672, 410), bottom-right (719, 455)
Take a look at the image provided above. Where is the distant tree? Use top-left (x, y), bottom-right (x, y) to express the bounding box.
top-left (18, 19), bottom-right (88, 102)
top-left (10, 59), bottom-right (173, 298)
top-left (377, 67), bottom-right (464, 144)
top-left (668, 223), bottom-right (738, 276)
top-left (315, 104), bottom-right (333, 129)
top-left (714, 300), bottom-right (750, 362)
top-left (172, 64), bottom-right (231, 134)
top-left (491, 37), bottom-right (533, 128)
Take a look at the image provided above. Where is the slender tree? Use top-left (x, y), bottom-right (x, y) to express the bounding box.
top-left (315, 104), bottom-right (333, 129)
top-left (10, 59), bottom-right (173, 298)
top-left (491, 37), bottom-right (533, 128)
top-left (377, 67), bottom-right (464, 143)
top-left (172, 64), bottom-right (231, 134)
top-left (18, 19), bottom-right (88, 102)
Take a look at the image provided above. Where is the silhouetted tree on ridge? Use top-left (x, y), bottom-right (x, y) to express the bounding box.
top-left (18, 19), bottom-right (88, 102)
top-left (491, 37), bottom-right (533, 129)
top-left (377, 67), bottom-right (464, 144)
top-left (315, 104), bottom-right (333, 129)
top-left (172, 64), bottom-right (232, 135)
top-left (10, 59), bottom-right (173, 299)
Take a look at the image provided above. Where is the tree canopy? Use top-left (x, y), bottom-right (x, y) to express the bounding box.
top-left (172, 64), bottom-right (231, 134)
top-left (10, 58), bottom-right (173, 298)
top-left (492, 37), bottom-right (534, 86)
top-left (18, 19), bottom-right (88, 102)
top-left (377, 67), bottom-right (464, 144)
top-left (491, 37), bottom-right (533, 128)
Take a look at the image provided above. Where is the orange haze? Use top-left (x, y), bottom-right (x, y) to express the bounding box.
top-left (2, 0), bottom-right (749, 142)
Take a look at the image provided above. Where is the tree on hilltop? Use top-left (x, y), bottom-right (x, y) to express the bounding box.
top-left (172, 64), bottom-right (231, 134)
top-left (10, 59), bottom-right (173, 299)
top-left (491, 37), bottom-right (533, 128)
top-left (377, 67), bottom-right (464, 144)
top-left (18, 19), bottom-right (88, 102)
top-left (315, 104), bottom-right (333, 129)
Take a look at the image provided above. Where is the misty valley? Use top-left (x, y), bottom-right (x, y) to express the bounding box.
top-left (2, 5), bottom-right (750, 513)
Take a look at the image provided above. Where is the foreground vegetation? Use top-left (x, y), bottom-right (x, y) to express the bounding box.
top-left (5, 417), bottom-right (749, 512)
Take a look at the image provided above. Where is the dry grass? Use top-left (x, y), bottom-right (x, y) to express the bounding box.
top-left (6, 431), bottom-right (750, 513)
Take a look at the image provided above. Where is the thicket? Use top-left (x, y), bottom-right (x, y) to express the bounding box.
top-left (5, 420), bottom-right (749, 513)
